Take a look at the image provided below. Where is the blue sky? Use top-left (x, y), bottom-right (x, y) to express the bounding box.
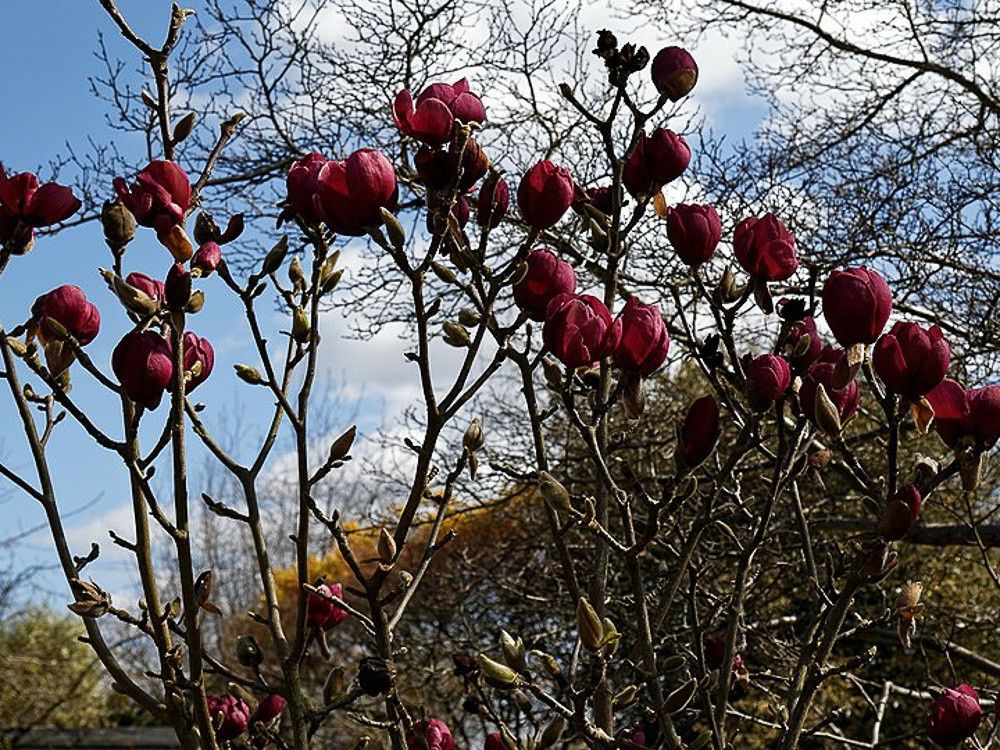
top-left (0, 1), bottom-right (769, 602)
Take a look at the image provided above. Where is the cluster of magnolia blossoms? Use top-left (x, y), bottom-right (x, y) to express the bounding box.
top-left (6, 159), bottom-right (230, 415)
top-left (204, 692), bottom-right (287, 743)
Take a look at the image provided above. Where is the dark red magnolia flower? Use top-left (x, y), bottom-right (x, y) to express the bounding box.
top-left (125, 272), bottom-right (165, 303)
top-left (799, 353), bottom-right (861, 427)
top-left (113, 161), bottom-right (191, 251)
top-left (517, 161), bottom-right (575, 231)
top-left (393, 78), bottom-right (486, 146)
top-left (476, 174), bottom-right (509, 229)
top-left (733, 214), bottom-right (798, 282)
top-left (285, 152), bottom-right (328, 224)
top-left (878, 484), bottom-right (922, 541)
top-left (485, 732), bottom-right (505, 750)
top-left (31, 285), bottom-right (100, 346)
top-left (783, 316), bottom-right (823, 374)
top-left (306, 582), bottom-right (348, 631)
top-left (406, 718), bottom-right (456, 750)
top-left (0, 164), bottom-right (81, 252)
top-left (925, 379), bottom-right (1000, 451)
top-left (165, 263), bottom-right (191, 311)
top-left (873, 321), bottom-right (949, 400)
top-left (613, 297), bottom-right (670, 376)
top-left (172, 331), bottom-right (214, 393)
top-left (415, 139), bottom-right (489, 192)
top-left (192, 241), bottom-right (222, 277)
top-left (513, 248), bottom-right (576, 321)
top-left (542, 293), bottom-right (622, 369)
top-left (252, 694), bottom-right (286, 725)
top-left (112, 330), bottom-right (173, 410)
top-left (315, 148), bottom-right (398, 236)
top-left (206, 694), bottom-right (251, 742)
top-left (677, 395), bottom-right (720, 470)
top-left (666, 203), bottom-right (721, 267)
top-left (626, 719), bottom-right (659, 748)
top-left (821, 267), bottom-right (893, 346)
top-left (926, 684), bottom-right (982, 747)
top-left (622, 129), bottom-right (690, 198)
top-left (651, 46), bottom-right (698, 101)
top-left (745, 354), bottom-right (791, 411)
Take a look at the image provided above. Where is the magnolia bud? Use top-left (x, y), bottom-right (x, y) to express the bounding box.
top-left (538, 471), bottom-right (573, 513)
top-left (262, 236), bottom-right (288, 276)
top-left (377, 528), bottom-right (397, 564)
top-left (813, 383), bottom-right (843, 436)
top-left (101, 200), bottom-right (136, 253)
top-left (538, 717), bottom-right (565, 749)
top-left (442, 321), bottom-right (471, 347)
top-left (457, 307), bottom-right (481, 327)
top-left (185, 290), bottom-right (205, 314)
top-left (291, 306), bottom-right (311, 343)
top-left (478, 654), bottom-right (522, 688)
top-left (328, 425), bottom-right (357, 461)
top-left (499, 630), bottom-right (527, 673)
top-left (234, 364), bottom-right (264, 385)
top-left (379, 207), bottom-right (406, 249)
top-left (576, 597), bottom-right (604, 652)
top-left (194, 211), bottom-right (221, 246)
top-left (463, 418), bottom-right (484, 453)
top-left (165, 263), bottom-right (192, 311)
top-left (289, 256), bottom-right (307, 291)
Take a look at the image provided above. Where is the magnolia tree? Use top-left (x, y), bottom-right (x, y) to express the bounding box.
top-left (1, 3), bottom-right (1000, 750)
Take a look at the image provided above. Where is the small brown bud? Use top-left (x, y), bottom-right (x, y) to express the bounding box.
top-left (101, 200), bottom-right (136, 253)
top-left (442, 321), bottom-right (471, 347)
top-left (262, 236), bottom-right (288, 276)
top-left (457, 307), bottom-right (481, 327)
top-left (67, 578), bottom-right (111, 618)
top-left (663, 677), bottom-right (697, 714)
top-left (538, 471), bottom-right (573, 513)
top-left (377, 528), bottom-right (396, 564)
top-left (328, 425), bottom-right (357, 461)
top-left (576, 597), bottom-right (604, 652)
top-left (463, 418), bottom-right (484, 453)
top-left (172, 112), bottom-right (197, 144)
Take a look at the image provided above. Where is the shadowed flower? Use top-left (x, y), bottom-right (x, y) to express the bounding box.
top-left (613, 297), bottom-right (670, 376)
top-left (512, 248), bottom-right (576, 321)
top-left (733, 213), bottom-right (798, 282)
top-left (112, 330), bottom-right (173, 410)
top-left (821, 267), bottom-right (893, 346)
top-left (543, 293), bottom-right (622, 369)
top-left (517, 161), bottom-right (575, 231)
top-left (873, 321), bottom-right (950, 400)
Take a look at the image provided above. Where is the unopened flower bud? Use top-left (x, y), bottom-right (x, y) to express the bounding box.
top-left (576, 597), bottom-right (604, 652)
top-left (478, 654), bottom-right (522, 689)
top-left (538, 471), bottom-right (573, 512)
top-left (165, 263), bottom-right (192, 311)
top-left (288, 255), bottom-right (307, 290)
top-left (101, 199), bottom-right (136, 253)
top-left (463, 418), bottom-right (484, 453)
top-left (234, 363), bottom-right (264, 385)
top-left (442, 321), bottom-right (471, 347)
top-left (291, 306), bottom-right (311, 343)
top-left (377, 527), bottom-right (397, 564)
top-left (192, 241), bottom-right (222, 277)
top-left (500, 630), bottom-right (527, 673)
